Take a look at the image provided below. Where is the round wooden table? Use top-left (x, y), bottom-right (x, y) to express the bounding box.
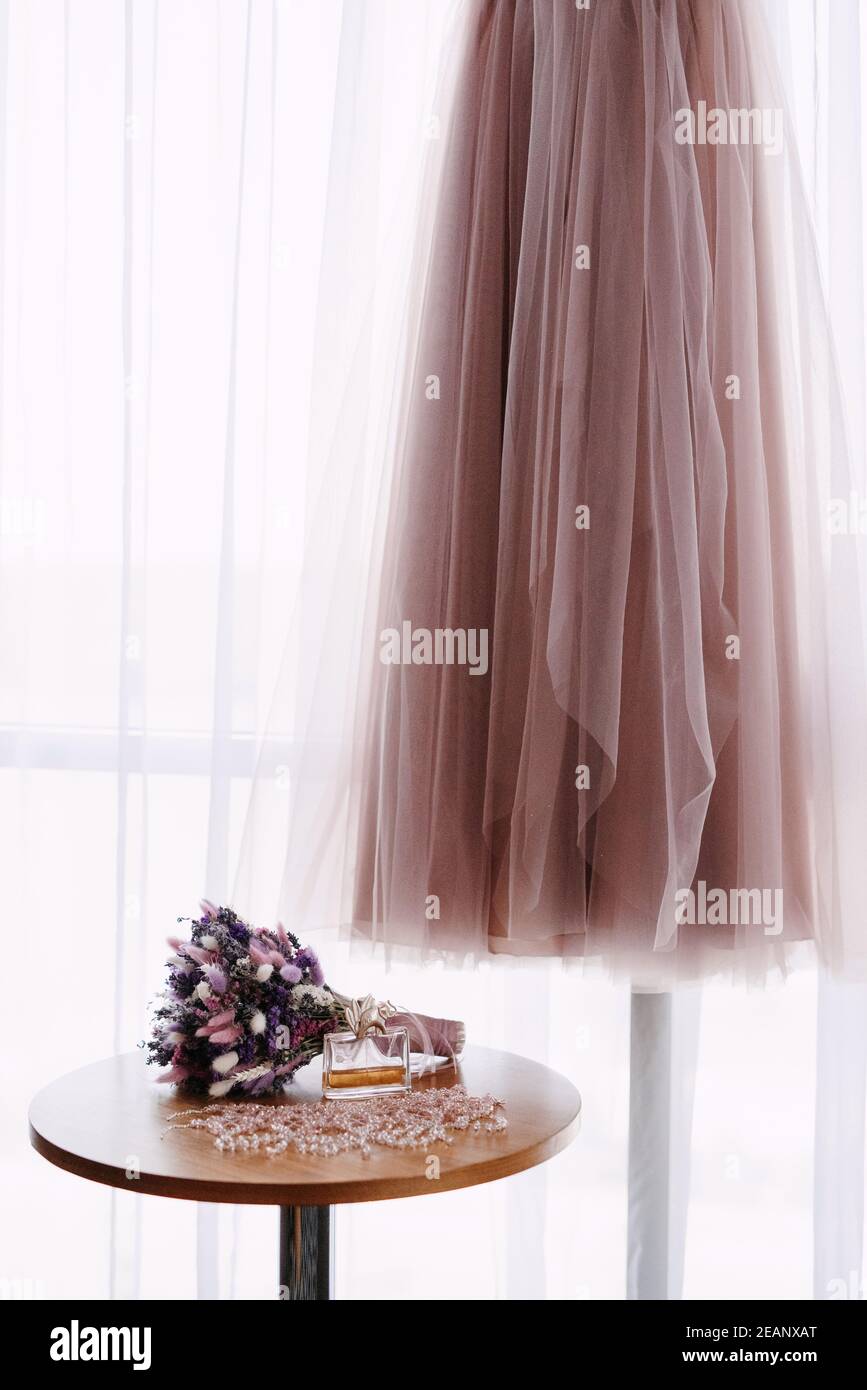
top-left (29, 1047), bottom-right (581, 1300)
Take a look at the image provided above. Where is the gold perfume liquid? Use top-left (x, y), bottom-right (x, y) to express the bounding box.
top-left (325, 1065), bottom-right (407, 1090)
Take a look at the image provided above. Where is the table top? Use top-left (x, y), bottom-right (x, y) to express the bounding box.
top-left (29, 1047), bottom-right (580, 1206)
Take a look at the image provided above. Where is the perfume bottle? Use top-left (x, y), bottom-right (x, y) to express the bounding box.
top-left (322, 1027), bottom-right (411, 1098)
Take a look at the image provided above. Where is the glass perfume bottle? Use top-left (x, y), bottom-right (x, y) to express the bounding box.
top-left (322, 1027), bottom-right (411, 1098)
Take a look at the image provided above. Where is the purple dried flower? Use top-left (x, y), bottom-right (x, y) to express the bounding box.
top-left (170, 971), bottom-right (195, 999)
top-left (294, 946), bottom-right (325, 985)
top-left (145, 905), bottom-right (336, 1097)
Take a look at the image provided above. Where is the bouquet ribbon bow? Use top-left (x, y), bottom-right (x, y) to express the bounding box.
top-left (334, 993), bottom-right (465, 1059)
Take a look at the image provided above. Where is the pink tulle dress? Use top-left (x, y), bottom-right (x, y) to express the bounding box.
top-left (350, 0), bottom-right (867, 984)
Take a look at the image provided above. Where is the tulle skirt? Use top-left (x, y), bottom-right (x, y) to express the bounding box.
top-left (349, 0), bottom-right (867, 983)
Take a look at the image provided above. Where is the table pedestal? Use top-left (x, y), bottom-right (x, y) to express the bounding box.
top-left (279, 1205), bottom-right (334, 1300)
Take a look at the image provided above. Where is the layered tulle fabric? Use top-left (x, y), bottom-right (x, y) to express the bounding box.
top-left (348, 0), bottom-right (867, 982)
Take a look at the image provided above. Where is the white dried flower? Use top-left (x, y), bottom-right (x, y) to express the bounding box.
top-left (231, 1063), bottom-right (272, 1083)
top-left (255, 963), bottom-right (274, 983)
top-left (250, 1011), bottom-right (267, 1035)
top-left (208, 1079), bottom-right (235, 1097)
top-left (200, 934), bottom-right (220, 950)
top-left (212, 1050), bottom-right (239, 1075)
top-left (289, 984), bottom-right (332, 1009)
top-left (195, 981), bottom-right (211, 1001)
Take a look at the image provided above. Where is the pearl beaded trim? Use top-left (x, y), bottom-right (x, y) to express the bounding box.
top-left (166, 1084), bottom-right (507, 1159)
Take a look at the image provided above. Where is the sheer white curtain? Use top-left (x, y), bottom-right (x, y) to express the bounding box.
top-left (1, 0), bottom-right (346, 1299)
top-left (764, 0), bottom-right (867, 1302)
top-left (2, 0), bottom-right (865, 1301)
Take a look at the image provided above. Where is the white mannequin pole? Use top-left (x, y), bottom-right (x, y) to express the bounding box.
top-left (627, 988), bottom-right (701, 1299)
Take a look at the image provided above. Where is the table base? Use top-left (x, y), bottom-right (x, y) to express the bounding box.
top-left (279, 1205), bottom-right (334, 1300)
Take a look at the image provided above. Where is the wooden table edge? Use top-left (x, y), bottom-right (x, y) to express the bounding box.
top-left (29, 1107), bottom-right (581, 1206)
